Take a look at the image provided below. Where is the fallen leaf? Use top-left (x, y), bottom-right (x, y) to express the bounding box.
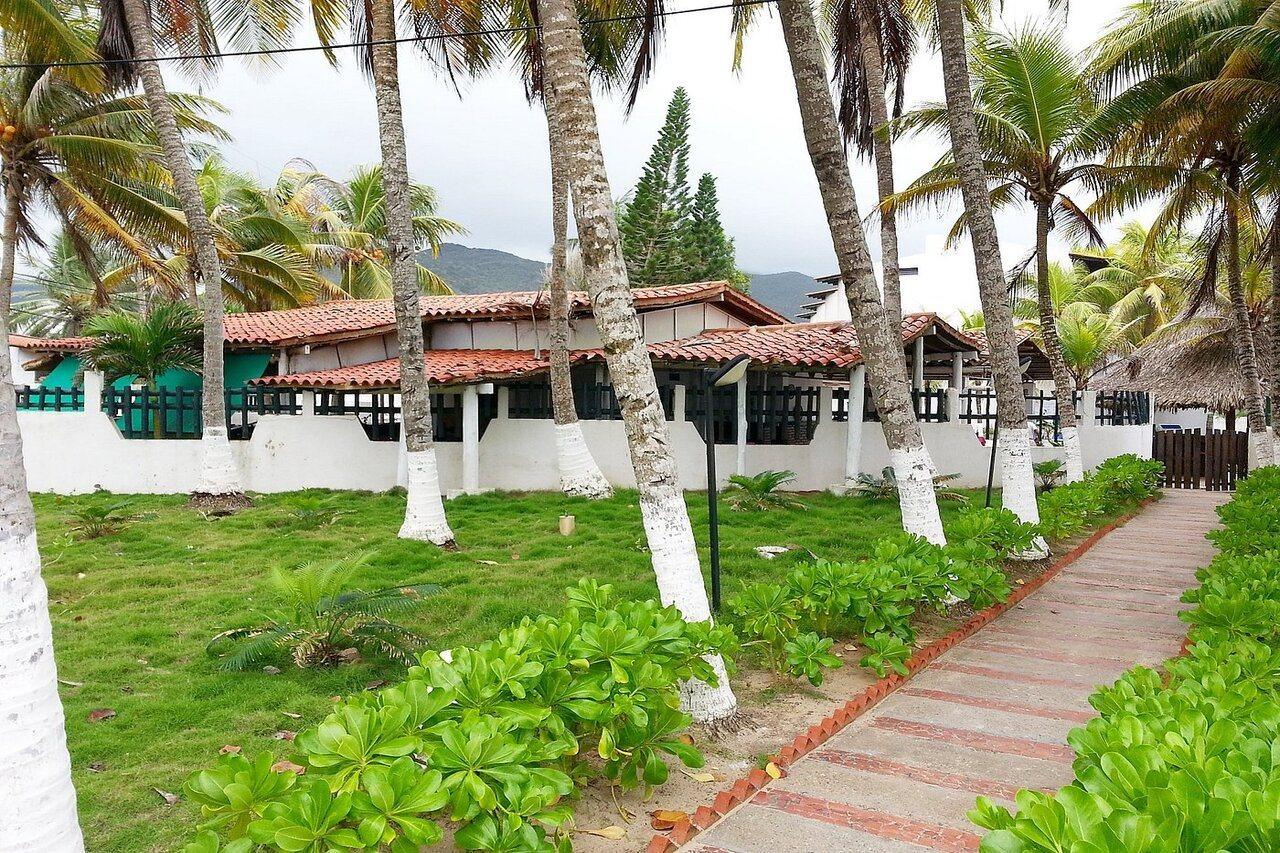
top-left (765, 762), bottom-right (784, 779)
top-left (577, 826), bottom-right (627, 840)
top-left (281, 711), bottom-right (302, 719)
top-left (476, 560), bottom-right (499, 566)
top-left (153, 788), bottom-right (179, 806)
top-left (679, 769), bottom-right (717, 783)
top-left (272, 730), bottom-right (296, 741)
top-left (76, 572), bottom-right (86, 580)
top-left (1015, 579), bottom-right (1025, 585)
top-left (262, 665), bottom-right (282, 675)
top-left (677, 733), bottom-right (695, 746)
top-left (73, 615), bottom-right (84, 623)
top-left (120, 686), bottom-right (134, 694)
top-left (336, 648), bottom-right (361, 664)
top-left (649, 810), bottom-right (689, 831)
top-left (1050, 609), bottom-right (1061, 615)
top-left (58, 678), bottom-right (84, 688)
top-left (87, 708), bottom-right (116, 723)
top-left (510, 553), bottom-right (521, 561)
top-left (219, 745), bottom-right (241, 755)
top-left (88, 761), bottom-right (107, 772)
top-left (364, 679), bottom-right (387, 691)
top-left (271, 760), bottom-right (305, 775)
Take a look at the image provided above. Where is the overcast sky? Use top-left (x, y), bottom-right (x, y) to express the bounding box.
top-left (165, 1), bottom-right (1120, 314)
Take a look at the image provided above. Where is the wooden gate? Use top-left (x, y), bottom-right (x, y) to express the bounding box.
top-left (1152, 429), bottom-right (1249, 490)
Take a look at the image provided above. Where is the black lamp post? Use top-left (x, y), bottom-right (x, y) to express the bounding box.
top-left (704, 354), bottom-right (751, 613)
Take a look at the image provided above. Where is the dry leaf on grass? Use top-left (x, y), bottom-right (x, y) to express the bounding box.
top-left (271, 760), bottom-right (305, 774)
top-left (679, 769), bottom-right (718, 783)
top-left (153, 788), bottom-right (179, 805)
top-left (272, 731), bottom-right (296, 741)
top-left (577, 827), bottom-right (627, 840)
top-left (219, 745), bottom-right (241, 755)
top-left (649, 810), bottom-right (689, 830)
top-left (87, 708), bottom-right (116, 723)
top-left (765, 762), bottom-right (784, 779)
top-left (281, 711), bottom-right (302, 719)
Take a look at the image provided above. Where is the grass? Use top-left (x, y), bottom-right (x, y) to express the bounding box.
top-left (36, 487), bottom-right (984, 852)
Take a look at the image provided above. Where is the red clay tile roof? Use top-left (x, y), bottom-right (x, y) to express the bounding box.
top-left (9, 333), bottom-right (93, 352)
top-left (259, 313), bottom-right (972, 388)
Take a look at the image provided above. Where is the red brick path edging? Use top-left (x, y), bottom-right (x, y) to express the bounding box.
top-left (646, 505), bottom-right (1150, 852)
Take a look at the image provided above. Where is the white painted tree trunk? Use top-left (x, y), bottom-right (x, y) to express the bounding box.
top-left (555, 422), bottom-right (612, 499)
top-left (539, 0), bottom-right (736, 721)
top-left (1252, 431), bottom-right (1274, 470)
top-left (0, 321), bottom-right (83, 849)
top-left (1061, 425), bottom-right (1084, 484)
top-left (194, 427), bottom-right (242, 495)
top-left (888, 446), bottom-right (946, 545)
top-left (999, 428), bottom-right (1049, 558)
top-left (399, 449), bottom-right (454, 545)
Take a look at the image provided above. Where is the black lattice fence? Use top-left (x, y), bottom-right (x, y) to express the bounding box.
top-left (507, 381), bottom-right (674, 421)
top-left (15, 386), bottom-right (84, 412)
top-left (860, 386), bottom-right (948, 423)
top-left (1096, 391), bottom-right (1150, 426)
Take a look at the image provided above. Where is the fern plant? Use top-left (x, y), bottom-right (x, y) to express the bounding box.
top-left (1033, 459), bottom-right (1066, 492)
top-left (722, 470), bottom-right (806, 511)
top-left (206, 556), bottom-right (438, 671)
top-left (70, 501), bottom-right (140, 539)
top-left (849, 467), bottom-right (969, 503)
top-left (281, 494), bottom-right (352, 530)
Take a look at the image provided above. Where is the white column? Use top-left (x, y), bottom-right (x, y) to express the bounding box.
top-left (496, 385), bottom-right (510, 419)
top-left (735, 374), bottom-right (748, 476)
top-left (462, 385), bottom-right (480, 494)
top-left (947, 353), bottom-right (963, 422)
top-left (844, 366), bottom-right (866, 484)
top-left (672, 384), bottom-right (686, 422)
top-left (277, 348), bottom-right (290, 376)
top-left (1078, 389), bottom-right (1097, 425)
top-left (299, 390), bottom-right (315, 416)
top-left (82, 370), bottom-right (103, 414)
top-left (912, 336), bottom-right (925, 391)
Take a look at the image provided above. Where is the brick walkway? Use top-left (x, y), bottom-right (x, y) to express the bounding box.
top-left (686, 490), bottom-right (1225, 852)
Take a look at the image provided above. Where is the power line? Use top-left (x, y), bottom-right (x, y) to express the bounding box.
top-left (0, 0), bottom-right (774, 71)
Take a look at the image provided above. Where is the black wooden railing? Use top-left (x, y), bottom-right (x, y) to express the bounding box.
top-left (100, 386), bottom-right (301, 439)
top-left (15, 386), bottom-right (84, 411)
top-left (832, 386), bottom-right (948, 423)
top-left (689, 385), bottom-right (821, 445)
top-left (316, 390), bottom-right (498, 442)
top-left (1096, 390), bottom-right (1150, 426)
top-left (508, 381), bottom-right (675, 422)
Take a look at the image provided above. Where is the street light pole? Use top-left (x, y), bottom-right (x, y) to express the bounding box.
top-left (703, 355), bottom-right (751, 614)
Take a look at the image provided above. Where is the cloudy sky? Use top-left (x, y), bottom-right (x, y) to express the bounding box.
top-left (178, 1), bottom-right (1121, 314)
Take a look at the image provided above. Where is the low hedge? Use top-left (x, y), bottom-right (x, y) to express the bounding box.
top-left (972, 466), bottom-right (1280, 851)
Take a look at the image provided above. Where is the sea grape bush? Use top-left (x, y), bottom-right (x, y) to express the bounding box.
top-left (183, 580), bottom-right (733, 852)
top-left (971, 465), bottom-right (1280, 851)
top-left (729, 506), bottom-right (1034, 685)
top-left (1035, 454), bottom-right (1163, 541)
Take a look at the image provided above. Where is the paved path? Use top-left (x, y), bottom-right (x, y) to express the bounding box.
top-left (688, 491), bottom-right (1226, 853)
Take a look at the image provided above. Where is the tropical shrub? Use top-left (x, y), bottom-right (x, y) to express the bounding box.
top-left (722, 470), bottom-right (806, 511)
top-left (971, 465), bottom-right (1280, 851)
top-left (186, 579), bottom-right (733, 852)
top-left (205, 556), bottom-right (438, 671)
top-left (1035, 454), bottom-right (1162, 541)
top-left (69, 500), bottom-right (140, 539)
top-left (849, 466), bottom-right (969, 503)
top-left (1032, 459), bottom-right (1065, 491)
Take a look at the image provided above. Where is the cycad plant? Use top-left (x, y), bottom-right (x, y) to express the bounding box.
top-left (205, 556), bottom-right (438, 671)
top-left (723, 470), bottom-right (806, 512)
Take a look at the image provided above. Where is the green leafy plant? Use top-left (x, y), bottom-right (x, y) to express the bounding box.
top-left (784, 632), bottom-right (843, 686)
top-left (205, 556), bottom-right (438, 671)
top-left (1032, 459), bottom-right (1066, 491)
top-left (282, 495), bottom-right (352, 530)
top-left (722, 470), bottom-right (806, 511)
top-left (859, 632), bottom-right (911, 677)
top-left (69, 500), bottom-right (140, 539)
top-left (729, 582), bottom-right (799, 670)
top-left (849, 466), bottom-right (970, 503)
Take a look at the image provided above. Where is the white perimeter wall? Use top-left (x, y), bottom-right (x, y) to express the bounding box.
top-left (18, 405), bottom-right (1153, 496)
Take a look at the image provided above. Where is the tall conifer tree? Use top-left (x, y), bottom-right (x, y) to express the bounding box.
top-left (683, 173), bottom-right (747, 288)
top-left (619, 88), bottom-right (693, 284)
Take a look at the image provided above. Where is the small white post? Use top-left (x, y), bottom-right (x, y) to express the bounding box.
top-left (672, 384), bottom-right (687, 422)
top-left (299, 390), bottom-right (315, 416)
top-left (947, 353), bottom-right (963, 422)
top-left (912, 336), bottom-right (925, 391)
top-left (462, 385), bottom-right (480, 494)
top-left (1078, 389), bottom-right (1098, 426)
top-left (844, 366), bottom-right (866, 484)
top-left (735, 373), bottom-right (748, 476)
top-left (82, 369), bottom-right (103, 414)
top-left (496, 385), bottom-right (510, 419)
top-left (278, 348), bottom-right (290, 376)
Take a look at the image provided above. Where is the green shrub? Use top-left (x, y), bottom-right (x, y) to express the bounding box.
top-left (185, 579), bottom-right (733, 851)
top-left (1035, 454), bottom-right (1163, 541)
top-left (971, 464), bottom-right (1280, 852)
top-left (722, 470), bottom-right (806, 511)
top-left (70, 500), bottom-right (140, 539)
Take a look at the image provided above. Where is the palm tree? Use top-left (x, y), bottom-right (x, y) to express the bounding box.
top-left (0, 40), bottom-right (219, 320)
top-left (928, 0), bottom-right (1044, 550)
top-left (1056, 304), bottom-right (1136, 390)
top-left (888, 25), bottom-right (1117, 483)
top-left (282, 164), bottom-right (462, 299)
top-left (1076, 220), bottom-right (1197, 342)
top-left (763, 0), bottom-right (948, 545)
top-left (825, 0), bottom-right (915, 322)
top-left (0, 307), bottom-right (83, 847)
top-left (12, 233), bottom-right (148, 335)
top-left (538, 0), bottom-right (737, 721)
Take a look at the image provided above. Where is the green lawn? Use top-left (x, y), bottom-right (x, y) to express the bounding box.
top-left (37, 488), bottom-right (982, 852)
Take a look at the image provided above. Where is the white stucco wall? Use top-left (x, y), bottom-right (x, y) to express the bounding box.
top-left (10, 347), bottom-right (40, 385)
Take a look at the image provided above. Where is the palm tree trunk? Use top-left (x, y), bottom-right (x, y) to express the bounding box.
top-left (1, 167), bottom-right (21, 320)
top-left (539, 0), bottom-right (736, 722)
top-left (368, 0), bottom-right (454, 546)
top-left (118, 0), bottom-right (240, 500)
top-left (0, 309), bottom-right (84, 850)
top-left (1271, 215), bottom-right (1280, 459)
top-left (934, 0), bottom-right (1043, 551)
top-left (775, 0), bottom-right (945, 545)
top-left (546, 88), bottom-right (611, 499)
top-left (1034, 200), bottom-right (1082, 482)
top-left (856, 17), bottom-right (901, 325)
top-left (1224, 186), bottom-right (1271, 467)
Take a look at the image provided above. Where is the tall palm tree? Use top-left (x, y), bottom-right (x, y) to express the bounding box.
top-left (929, 0), bottom-right (1044, 550)
top-left (0, 296), bottom-right (83, 849)
top-left (1076, 220), bottom-right (1197, 342)
top-left (888, 25), bottom-right (1116, 483)
top-left (95, 0), bottom-right (291, 506)
top-left (538, 0), bottom-right (737, 721)
top-left (763, 0), bottom-right (948, 545)
top-left (825, 0), bottom-right (915, 322)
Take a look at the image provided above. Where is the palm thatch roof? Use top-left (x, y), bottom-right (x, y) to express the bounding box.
top-left (1093, 314), bottom-right (1272, 412)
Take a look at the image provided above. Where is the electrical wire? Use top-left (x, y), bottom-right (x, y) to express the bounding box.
top-left (0, 0), bottom-right (775, 71)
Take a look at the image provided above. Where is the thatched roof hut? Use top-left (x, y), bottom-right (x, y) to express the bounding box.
top-left (1093, 316), bottom-right (1272, 412)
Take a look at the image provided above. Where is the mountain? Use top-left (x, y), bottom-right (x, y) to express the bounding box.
top-left (417, 243), bottom-right (547, 294)
top-left (745, 271), bottom-right (822, 321)
top-left (419, 243), bottom-right (818, 321)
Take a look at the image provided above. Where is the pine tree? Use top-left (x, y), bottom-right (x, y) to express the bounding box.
top-left (683, 173), bottom-right (748, 289)
top-left (620, 88), bottom-right (694, 284)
